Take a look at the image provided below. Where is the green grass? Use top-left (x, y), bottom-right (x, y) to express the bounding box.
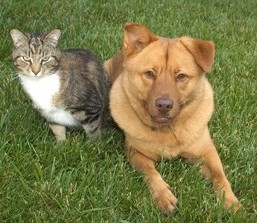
top-left (1, 0), bottom-right (257, 222)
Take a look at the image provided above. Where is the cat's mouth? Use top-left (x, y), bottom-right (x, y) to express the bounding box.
top-left (29, 69), bottom-right (42, 77)
top-left (28, 70), bottom-right (42, 77)
top-left (18, 72), bottom-right (43, 78)
top-left (31, 73), bottom-right (42, 77)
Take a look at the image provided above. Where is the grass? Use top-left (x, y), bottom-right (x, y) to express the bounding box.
top-left (0, 0), bottom-right (257, 222)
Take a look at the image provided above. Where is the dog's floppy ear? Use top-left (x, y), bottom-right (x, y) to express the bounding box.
top-left (123, 22), bottom-right (158, 56)
top-left (180, 37), bottom-right (215, 73)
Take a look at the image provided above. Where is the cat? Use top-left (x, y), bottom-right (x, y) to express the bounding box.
top-left (10, 28), bottom-right (114, 141)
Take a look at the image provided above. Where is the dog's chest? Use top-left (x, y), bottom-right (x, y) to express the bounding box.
top-left (19, 73), bottom-right (79, 126)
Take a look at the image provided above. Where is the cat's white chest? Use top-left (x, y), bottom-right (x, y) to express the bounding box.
top-left (20, 73), bottom-right (60, 110)
top-left (19, 73), bottom-right (79, 127)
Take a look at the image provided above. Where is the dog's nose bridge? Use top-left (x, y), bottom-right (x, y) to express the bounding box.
top-left (155, 71), bottom-right (174, 95)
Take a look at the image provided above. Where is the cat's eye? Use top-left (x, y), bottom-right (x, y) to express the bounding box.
top-left (176, 73), bottom-right (188, 82)
top-left (22, 56), bottom-right (31, 62)
top-left (144, 70), bottom-right (155, 79)
top-left (41, 57), bottom-right (51, 62)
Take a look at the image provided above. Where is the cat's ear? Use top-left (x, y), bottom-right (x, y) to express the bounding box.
top-left (10, 29), bottom-right (28, 47)
top-left (44, 29), bottom-right (61, 47)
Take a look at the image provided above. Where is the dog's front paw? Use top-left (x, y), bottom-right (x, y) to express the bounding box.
top-left (223, 193), bottom-right (242, 212)
top-left (150, 182), bottom-right (178, 214)
top-left (216, 186), bottom-right (242, 212)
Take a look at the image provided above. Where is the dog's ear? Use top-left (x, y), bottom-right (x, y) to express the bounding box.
top-left (180, 37), bottom-right (215, 73)
top-left (123, 23), bottom-right (158, 56)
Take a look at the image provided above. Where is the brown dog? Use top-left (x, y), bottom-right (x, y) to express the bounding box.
top-left (106, 23), bottom-right (241, 214)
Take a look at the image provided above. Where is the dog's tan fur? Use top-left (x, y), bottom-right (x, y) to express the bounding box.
top-left (107, 23), bottom-right (240, 214)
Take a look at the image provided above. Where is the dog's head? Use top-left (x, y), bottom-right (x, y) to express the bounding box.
top-left (121, 23), bottom-right (215, 127)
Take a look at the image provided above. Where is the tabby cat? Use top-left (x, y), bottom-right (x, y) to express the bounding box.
top-left (10, 28), bottom-right (113, 141)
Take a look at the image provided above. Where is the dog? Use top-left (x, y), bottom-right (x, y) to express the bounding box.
top-left (106, 23), bottom-right (241, 214)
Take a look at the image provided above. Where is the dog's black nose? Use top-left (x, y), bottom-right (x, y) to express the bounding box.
top-left (155, 98), bottom-right (173, 113)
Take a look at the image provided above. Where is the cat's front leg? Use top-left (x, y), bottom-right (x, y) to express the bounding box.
top-left (49, 123), bottom-right (66, 141)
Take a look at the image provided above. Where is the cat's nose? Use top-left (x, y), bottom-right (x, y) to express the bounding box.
top-left (31, 65), bottom-right (41, 76)
top-left (33, 70), bottom-right (40, 75)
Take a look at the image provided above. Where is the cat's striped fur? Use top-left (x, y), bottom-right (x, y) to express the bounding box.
top-left (10, 29), bottom-right (114, 140)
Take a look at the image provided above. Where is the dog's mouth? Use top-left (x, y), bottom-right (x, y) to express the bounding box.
top-left (151, 116), bottom-right (172, 124)
top-left (143, 101), bottom-right (173, 125)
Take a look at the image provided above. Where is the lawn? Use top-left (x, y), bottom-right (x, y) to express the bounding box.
top-left (0, 0), bottom-right (257, 222)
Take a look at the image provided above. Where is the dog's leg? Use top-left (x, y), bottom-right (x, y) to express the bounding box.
top-left (128, 148), bottom-right (178, 214)
top-left (200, 144), bottom-right (241, 211)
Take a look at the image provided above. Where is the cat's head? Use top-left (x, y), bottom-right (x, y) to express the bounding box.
top-left (10, 29), bottom-right (62, 77)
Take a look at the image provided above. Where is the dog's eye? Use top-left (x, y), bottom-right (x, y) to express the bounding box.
top-left (176, 73), bottom-right (187, 82)
top-left (144, 70), bottom-right (155, 79)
